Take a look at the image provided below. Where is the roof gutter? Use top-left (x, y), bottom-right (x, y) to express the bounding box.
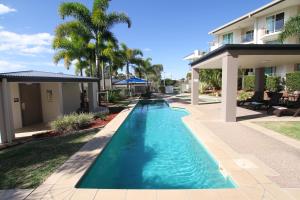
top-left (209, 0), bottom-right (285, 35)
top-left (190, 44), bottom-right (300, 67)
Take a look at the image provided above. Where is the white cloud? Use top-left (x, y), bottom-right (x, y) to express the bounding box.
top-left (0, 60), bottom-right (26, 72)
top-left (0, 4), bottom-right (16, 15)
top-left (0, 30), bottom-right (54, 55)
top-left (143, 48), bottom-right (152, 52)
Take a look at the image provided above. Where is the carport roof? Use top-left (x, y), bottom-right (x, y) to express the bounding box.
top-left (191, 44), bottom-right (300, 68)
top-left (0, 70), bottom-right (99, 82)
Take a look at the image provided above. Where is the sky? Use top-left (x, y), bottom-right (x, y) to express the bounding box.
top-left (0, 0), bottom-right (271, 79)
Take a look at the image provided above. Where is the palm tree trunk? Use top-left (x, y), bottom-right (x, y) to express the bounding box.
top-left (95, 52), bottom-right (101, 106)
top-left (109, 65), bottom-right (113, 90)
top-left (80, 68), bottom-right (85, 110)
top-left (101, 61), bottom-right (106, 90)
top-left (89, 60), bottom-right (93, 77)
top-left (126, 62), bottom-right (130, 89)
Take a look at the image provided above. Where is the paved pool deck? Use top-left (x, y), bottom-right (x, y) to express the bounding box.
top-left (3, 96), bottom-right (300, 200)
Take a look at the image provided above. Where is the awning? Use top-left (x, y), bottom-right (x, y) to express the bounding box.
top-left (191, 44), bottom-right (300, 69)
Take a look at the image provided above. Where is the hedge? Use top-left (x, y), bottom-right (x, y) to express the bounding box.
top-left (286, 72), bottom-right (300, 91)
top-left (266, 76), bottom-right (281, 92)
top-left (243, 75), bottom-right (255, 91)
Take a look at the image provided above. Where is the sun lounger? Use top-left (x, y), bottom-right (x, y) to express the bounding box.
top-left (273, 106), bottom-right (300, 117)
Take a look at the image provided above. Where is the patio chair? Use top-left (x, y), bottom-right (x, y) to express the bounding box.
top-left (273, 107), bottom-right (300, 117)
top-left (266, 92), bottom-right (283, 114)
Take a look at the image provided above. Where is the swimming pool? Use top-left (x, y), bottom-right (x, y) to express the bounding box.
top-left (77, 100), bottom-right (235, 189)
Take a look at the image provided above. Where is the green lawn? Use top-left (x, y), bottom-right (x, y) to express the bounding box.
top-left (0, 130), bottom-right (97, 189)
top-left (254, 121), bottom-right (300, 141)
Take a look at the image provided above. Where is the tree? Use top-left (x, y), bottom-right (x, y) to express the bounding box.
top-left (58, 0), bottom-right (131, 104)
top-left (186, 72), bottom-right (191, 80)
top-left (134, 58), bottom-right (163, 90)
top-left (53, 21), bottom-right (91, 71)
top-left (103, 41), bottom-right (124, 89)
top-left (119, 43), bottom-right (143, 88)
top-left (199, 69), bottom-right (222, 91)
top-left (279, 15), bottom-right (300, 42)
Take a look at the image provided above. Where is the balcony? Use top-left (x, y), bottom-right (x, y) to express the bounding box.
top-left (261, 28), bottom-right (282, 43)
top-left (241, 30), bottom-right (254, 44)
top-left (241, 35), bottom-right (254, 43)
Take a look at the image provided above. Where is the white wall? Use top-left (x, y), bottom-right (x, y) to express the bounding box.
top-left (212, 5), bottom-right (300, 47)
top-left (40, 83), bottom-right (63, 123)
top-left (0, 82), bottom-right (6, 143)
top-left (9, 83), bottom-right (22, 129)
top-left (62, 83), bottom-right (81, 114)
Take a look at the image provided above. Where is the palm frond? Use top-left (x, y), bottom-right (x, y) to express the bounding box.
top-left (54, 21), bottom-right (92, 40)
top-left (106, 12), bottom-right (131, 29)
top-left (59, 2), bottom-right (92, 29)
top-left (93, 0), bottom-right (109, 13)
top-left (279, 15), bottom-right (300, 42)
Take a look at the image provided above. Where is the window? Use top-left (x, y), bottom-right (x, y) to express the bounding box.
top-left (265, 67), bottom-right (276, 76)
top-left (266, 12), bottom-right (284, 34)
top-left (242, 30), bottom-right (254, 42)
top-left (296, 64), bottom-right (300, 71)
top-left (223, 33), bottom-right (233, 44)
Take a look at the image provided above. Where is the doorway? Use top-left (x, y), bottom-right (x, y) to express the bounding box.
top-left (19, 83), bottom-right (43, 126)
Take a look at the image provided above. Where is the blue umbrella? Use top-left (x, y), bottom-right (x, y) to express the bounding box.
top-left (114, 77), bottom-right (147, 85)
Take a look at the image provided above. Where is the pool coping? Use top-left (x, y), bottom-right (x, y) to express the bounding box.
top-left (24, 101), bottom-right (296, 200)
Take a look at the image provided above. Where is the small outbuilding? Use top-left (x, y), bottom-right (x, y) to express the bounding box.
top-left (0, 70), bottom-right (100, 144)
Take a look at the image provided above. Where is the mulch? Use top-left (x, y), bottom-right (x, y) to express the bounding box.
top-left (32, 113), bottom-right (118, 139)
top-left (89, 114), bottom-right (118, 128)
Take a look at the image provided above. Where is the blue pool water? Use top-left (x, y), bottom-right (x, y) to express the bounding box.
top-left (77, 100), bottom-right (235, 189)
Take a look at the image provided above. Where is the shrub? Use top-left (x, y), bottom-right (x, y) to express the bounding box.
top-left (108, 90), bottom-right (121, 103)
top-left (93, 112), bottom-right (107, 120)
top-left (76, 113), bottom-right (94, 127)
top-left (243, 75), bottom-right (255, 91)
top-left (237, 91), bottom-right (253, 101)
top-left (266, 76), bottom-right (281, 92)
top-left (199, 82), bottom-right (209, 94)
top-left (51, 113), bottom-right (94, 133)
top-left (159, 86), bottom-right (165, 93)
top-left (286, 72), bottom-right (300, 91)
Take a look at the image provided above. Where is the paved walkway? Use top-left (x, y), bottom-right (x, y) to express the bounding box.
top-left (203, 120), bottom-right (300, 188)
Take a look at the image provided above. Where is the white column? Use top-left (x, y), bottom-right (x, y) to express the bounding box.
top-left (0, 81), bottom-right (7, 143)
top-left (221, 55), bottom-right (238, 122)
top-left (255, 68), bottom-right (265, 101)
top-left (191, 68), bottom-right (199, 105)
top-left (2, 78), bottom-right (14, 143)
top-left (88, 82), bottom-right (98, 112)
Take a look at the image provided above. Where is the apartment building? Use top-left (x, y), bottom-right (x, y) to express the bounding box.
top-left (209, 0), bottom-right (300, 77)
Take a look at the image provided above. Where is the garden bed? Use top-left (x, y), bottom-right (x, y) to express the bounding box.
top-left (33, 113), bottom-right (118, 139)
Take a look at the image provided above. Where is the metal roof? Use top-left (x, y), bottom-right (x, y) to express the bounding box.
top-left (191, 44), bottom-right (300, 67)
top-left (0, 70), bottom-right (99, 82)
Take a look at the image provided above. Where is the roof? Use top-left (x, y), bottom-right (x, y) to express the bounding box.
top-left (191, 44), bottom-right (300, 67)
top-left (0, 70), bottom-right (99, 82)
top-left (209, 0), bottom-right (285, 34)
top-left (114, 77), bottom-right (147, 85)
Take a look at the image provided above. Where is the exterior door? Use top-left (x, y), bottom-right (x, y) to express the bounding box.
top-left (19, 83), bottom-right (43, 126)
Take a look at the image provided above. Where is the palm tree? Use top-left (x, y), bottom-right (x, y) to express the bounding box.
top-left (119, 43), bottom-right (143, 88)
top-left (279, 15), bottom-right (300, 42)
top-left (53, 21), bottom-right (91, 70)
top-left (135, 58), bottom-right (163, 90)
top-left (103, 43), bottom-right (125, 89)
top-left (58, 0), bottom-right (131, 104)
